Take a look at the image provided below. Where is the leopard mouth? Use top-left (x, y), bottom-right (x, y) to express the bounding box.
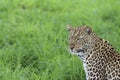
top-left (70, 48), bottom-right (85, 54)
top-left (69, 49), bottom-right (85, 61)
top-left (69, 48), bottom-right (85, 60)
top-left (76, 49), bottom-right (85, 53)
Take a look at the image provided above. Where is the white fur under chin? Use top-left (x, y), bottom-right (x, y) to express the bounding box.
top-left (70, 50), bottom-right (88, 80)
top-left (83, 62), bottom-right (88, 80)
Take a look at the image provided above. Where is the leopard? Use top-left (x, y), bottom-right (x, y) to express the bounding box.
top-left (67, 25), bottom-right (120, 80)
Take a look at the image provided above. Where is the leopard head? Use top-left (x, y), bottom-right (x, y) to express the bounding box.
top-left (67, 25), bottom-right (94, 60)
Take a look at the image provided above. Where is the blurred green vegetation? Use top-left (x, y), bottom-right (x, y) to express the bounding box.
top-left (0, 0), bottom-right (120, 80)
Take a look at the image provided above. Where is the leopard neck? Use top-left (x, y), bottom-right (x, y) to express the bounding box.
top-left (83, 34), bottom-right (117, 63)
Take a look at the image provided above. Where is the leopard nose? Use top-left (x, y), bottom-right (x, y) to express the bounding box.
top-left (70, 46), bottom-right (74, 50)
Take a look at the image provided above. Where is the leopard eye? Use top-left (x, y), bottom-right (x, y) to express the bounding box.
top-left (77, 36), bottom-right (83, 42)
top-left (77, 38), bottom-right (81, 41)
top-left (77, 38), bottom-right (80, 41)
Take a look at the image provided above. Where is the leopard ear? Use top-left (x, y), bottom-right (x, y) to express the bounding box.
top-left (67, 25), bottom-right (73, 31)
top-left (85, 27), bottom-right (92, 35)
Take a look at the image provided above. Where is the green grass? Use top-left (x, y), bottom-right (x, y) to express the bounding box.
top-left (0, 0), bottom-right (120, 80)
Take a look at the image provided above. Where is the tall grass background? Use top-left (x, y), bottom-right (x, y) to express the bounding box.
top-left (0, 0), bottom-right (120, 80)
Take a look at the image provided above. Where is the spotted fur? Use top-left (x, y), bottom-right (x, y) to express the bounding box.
top-left (67, 25), bottom-right (120, 80)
